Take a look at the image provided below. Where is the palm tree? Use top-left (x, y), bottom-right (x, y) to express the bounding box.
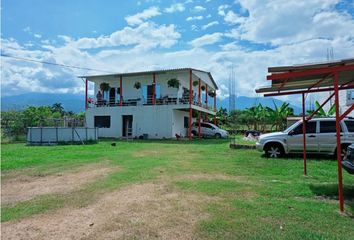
top-left (216, 107), bottom-right (228, 125)
top-left (266, 101), bottom-right (294, 131)
top-left (51, 103), bottom-right (64, 116)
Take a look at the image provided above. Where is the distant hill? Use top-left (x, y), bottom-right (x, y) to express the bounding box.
top-left (1, 93), bottom-right (302, 114)
top-left (1, 93), bottom-right (85, 113)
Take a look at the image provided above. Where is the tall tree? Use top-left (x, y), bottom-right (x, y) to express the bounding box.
top-left (51, 103), bottom-right (64, 116)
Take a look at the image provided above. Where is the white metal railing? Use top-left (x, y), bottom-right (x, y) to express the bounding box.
top-left (88, 94), bottom-right (216, 111)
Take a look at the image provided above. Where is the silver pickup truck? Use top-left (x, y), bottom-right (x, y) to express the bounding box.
top-left (256, 118), bottom-right (354, 158)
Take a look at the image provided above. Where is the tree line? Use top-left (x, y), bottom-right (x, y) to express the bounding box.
top-left (1, 103), bottom-right (84, 141)
top-left (215, 101), bottom-right (335, 132)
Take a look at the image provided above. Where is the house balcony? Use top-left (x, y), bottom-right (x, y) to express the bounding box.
top-left (87, 94), bottom-right (216, 115)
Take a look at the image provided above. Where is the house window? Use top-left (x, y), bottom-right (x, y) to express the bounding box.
top-left (184, 117), bottom-right (189, 128)
top-left (94, 116), bottom-right (111, 128)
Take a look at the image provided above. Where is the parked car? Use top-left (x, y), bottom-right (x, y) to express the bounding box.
top-left (191, 122), bottom-right (228, 138)
top-left (342, 143), bottom-right (354, 174)
top-left (256, 118), bottom-right (354, 158)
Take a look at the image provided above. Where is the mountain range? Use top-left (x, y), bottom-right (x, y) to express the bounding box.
top-left (1, 93), bottom-right (302, 114)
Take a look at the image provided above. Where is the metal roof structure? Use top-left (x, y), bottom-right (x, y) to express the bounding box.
top-left (79, 67), bottom-right (218, 90)
top-left (255, 58), bottom-right (354, 213)
top-left (256, 58), bottom-right (354, 96)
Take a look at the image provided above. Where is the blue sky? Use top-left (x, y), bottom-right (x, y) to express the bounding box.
top-left (2, 0), bottom-right (354, 105)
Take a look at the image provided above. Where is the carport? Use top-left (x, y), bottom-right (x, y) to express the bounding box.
top-left (256, 58), bottom-right (354, 212)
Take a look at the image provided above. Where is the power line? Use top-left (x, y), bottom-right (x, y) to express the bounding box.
top-left (1, 53), bottom-right (114, 74)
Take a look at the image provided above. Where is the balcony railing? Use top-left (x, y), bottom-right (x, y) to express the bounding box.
top-left (88, 95), bottom-right (215, 111)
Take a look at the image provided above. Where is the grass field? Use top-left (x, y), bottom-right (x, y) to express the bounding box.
top-left (1, 139), bottom-right (354, 239)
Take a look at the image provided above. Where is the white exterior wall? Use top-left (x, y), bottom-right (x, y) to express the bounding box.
top-left (86, 106), bottom-right (192, 139)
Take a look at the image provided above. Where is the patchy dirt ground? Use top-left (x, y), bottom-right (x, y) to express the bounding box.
top-left (1, 163), bottom-right (115, 205)
top-left (2, 181), bottom-right (216, 240)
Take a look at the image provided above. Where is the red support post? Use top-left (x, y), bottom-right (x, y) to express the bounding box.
top-left (334, 72), bottom-right (344, 212)
top-left (198, 79), bottom-right (201, 138)
top-left (198, 113), bottom-right (201, 138)
top-left (85, 78), bottom-right (88, 110)
top-left (189, 69), bottom-right (193, 140)
top-left (302, 93), bottom-right (307, 176)
top-left (214, 91), bottom-right (217, 125)
top-left (339, 104), bottom-right (354, 121)
top-left (120, 76), bottom-right (123, 106)
top-left (205, 85), bottom-right (208, 122)
top-left (153, 73), bottom-right (156, 105)
top-left (198, 79), bottom-right (201, 106)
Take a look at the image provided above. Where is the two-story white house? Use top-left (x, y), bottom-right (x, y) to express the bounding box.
top-left (80, 68), bottom-right (218, 139)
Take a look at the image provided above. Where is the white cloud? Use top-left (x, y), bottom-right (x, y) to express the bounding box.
top-left (2, 0), bottom-right (354, 105)
top-left (23, 26), bottom-right (42, 39)
top-left (165, 3), bottom-right (185, 13)
top-left (228, 0), bottom-right (354, 45)
top-left (2, 35), bottom-right (354, 104)
top-left (191, 25), bottom-right (198, 31)
top-left (62, 22), bottom-right (180, 50)
top-left (217, 4), bottom-right (229, 16)
top-left (193, 6), bottom-right (206, 12)
top-left (223, 10), bottom-right (245, 25)
top-left (186, 15), bottom-right (203, 21)
top-left (202, 21), bottom-right (219, 30)
top-left (125, 6), bottom-right (161, 26)
top-left (190, 33), bottom-right (223, 47)
top-left (219, 41), bottom-right (241, 51)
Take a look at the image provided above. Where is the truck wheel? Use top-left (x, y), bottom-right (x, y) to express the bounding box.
top-left (265, 143), bottom-right (284, 158)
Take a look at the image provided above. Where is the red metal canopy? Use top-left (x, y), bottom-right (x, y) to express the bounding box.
top-left (256, 58), bottom-right (354, 212)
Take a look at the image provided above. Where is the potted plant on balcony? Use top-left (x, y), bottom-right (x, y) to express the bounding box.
top-left (208, 90), bottom-right (216, 97)
top-left (99, 82), bottom-right (110, 98)
top-left (167, 78), bottom-right (180, 88)
top-left (193, 80), bottom-right (199, 87)
top-left (134, 81), bottom-right (141, 89)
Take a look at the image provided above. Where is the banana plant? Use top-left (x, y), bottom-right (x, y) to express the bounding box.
top-left (266, 101), bottom-right (294, 131)
top-left (307, 101), bottom-right (336, 117)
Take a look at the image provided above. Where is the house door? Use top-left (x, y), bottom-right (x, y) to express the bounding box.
top-left (109, 88), bottom-right (116, 105)
top-left (147, 85), bottom-right (154, 104)
top-left (122, 115), bottom-right (133, 137)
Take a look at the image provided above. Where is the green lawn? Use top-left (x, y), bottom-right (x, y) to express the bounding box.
top-left (1, 139), bottom-right (354, 239)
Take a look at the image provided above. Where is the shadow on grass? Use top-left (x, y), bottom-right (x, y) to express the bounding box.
top-left (309, 183), bottom-right (354, 214)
